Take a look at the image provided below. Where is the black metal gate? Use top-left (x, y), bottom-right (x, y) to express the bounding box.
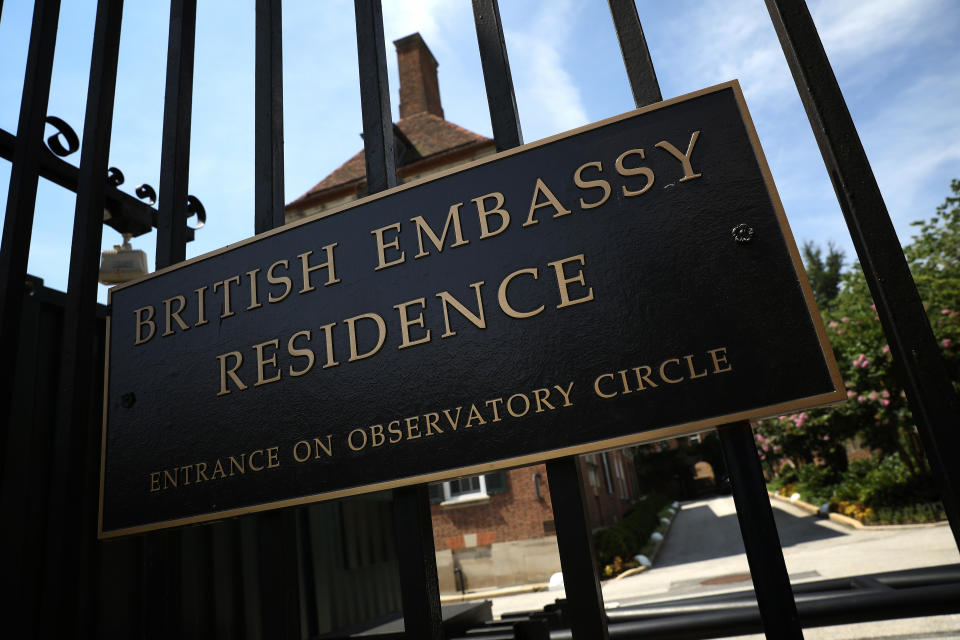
top-left (1, 1), bottom-right (959, 638)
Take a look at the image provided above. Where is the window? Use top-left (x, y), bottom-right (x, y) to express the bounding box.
top-left (428, 471), bottom-right (508, 505)
top-left (446, 475), bottom-right (485, 501)
top-left (601, 452), bottom-right (614, 494)
top-left (614, 456), bottom-right (629, 499)
top-left (583, 454), bottom-right (601, 494)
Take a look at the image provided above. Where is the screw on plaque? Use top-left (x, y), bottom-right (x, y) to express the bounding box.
top-left (121, 392), bottom-right (136, 408)
top-left (732, 223), bottom-right (755, 243)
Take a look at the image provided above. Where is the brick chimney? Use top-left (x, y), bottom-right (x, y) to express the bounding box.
top-left (394, 33), bottom-right (444, 120)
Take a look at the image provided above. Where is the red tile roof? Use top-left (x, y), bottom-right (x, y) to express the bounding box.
top-left (287, 113), bottom-right (492, 208)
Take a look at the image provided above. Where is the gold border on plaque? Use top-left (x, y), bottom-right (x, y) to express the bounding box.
top-left (99, 80), bottom-right (846, 539)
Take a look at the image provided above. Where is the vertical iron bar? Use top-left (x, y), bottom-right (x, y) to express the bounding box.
top-left (144, 1), bottom-right (197, 635)
top-left (354, 0), bottom-right (397, 194)
top-left (472, 2), bottom-right (607, 637)
top-left (256, 510), bottom-right (301, 638)
top-left (606, 0), bottom-right (661, 106)
top-left (764, 0), bottom-right (960, 549)
top-left (38, 0), bottom-right (125, 634)
top-left (719, 422), bottom-right (804, 639)
top-left (155, 0), bottom-right (196, 268)
top-left (255, 0), bottom-right (285, 233)
top-left (471, 0), bottom-right (522, 150)
top-left (2, 278), bottom-right (45, 636)
top-left (353, 3), bottom-right (441, 637)
top-left (609, 8), bottom-right (804, 639)
top-left (392, 486), bottom-right (443, 640)
top-left (253, 3), bottom-right (301, 636)
top-left (545, 458), bottom-right (610, 639)
top-left (0, 0), bottom-right (61, 460)
top-left (142, 531), bottom-right (182, 638)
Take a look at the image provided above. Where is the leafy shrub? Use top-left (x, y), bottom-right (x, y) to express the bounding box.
top-left (769, 454), bottom-right (946, 525)
top-left (796, 464), bottom-right (839, 504)
top-left (594, 527), bottom-right (629, 567)
top-left (592, 493), bottom-right (672, 572)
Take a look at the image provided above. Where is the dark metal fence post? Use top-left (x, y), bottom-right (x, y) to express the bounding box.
top-left (0, 2), bottom-right (61, 630)
top-left (144, 1), bottom-right (197, 636)
top-left (720, 422), bottom-right (804, 638)
top-left (606, 0), bottom-right (661, 106)
top-left (764, 0), bottom-right (960, 550)
top-left (392, 486), bottom-right (444, 640)
top-left (253, 2), bottom-right (302, 637)
top-left (37, 1), bottom-right (125, 635)
top-left (608, 5), bottom-right (804, 638)
top-left (355, 0), bottom-right (397, 194)
top-left (255, 510), bottom-right (302, 638)
top-left (255, 0), bottom-right (286, 233)
top-left (155, 0), bottom-right (196, 268)
top-left (0, 0), bottom-right (61, 457)
top-left (471, 0), bottom-right (522, 150)
top-left (545, 458), bottom-right (610, 639)
top-left (354, 2), bottom-right (441, 637)
top-left (473, 2), bottom-right (610, 637)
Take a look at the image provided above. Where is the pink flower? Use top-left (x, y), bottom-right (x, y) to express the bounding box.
top-left (870, 304), bottom-right (877, 311)
top-left (943, 338), bottom-right (953, 348)
top-left (822, 435), bottom-right (830, 441)
top-left (858, 395), bottom-right (867, 403)
top-left (942, 309), bottom-right (951, 315)
top-left (881, 389), bottom-right (890, 398)
top-left (881, 399), bottom-right (890, 407)
top-left (882, 344), bottom-right (890, 354)
top-left (847, 390), bottom-right (856, 398)
top-left (841, 317), bottom-right (851, 323)
top-left (828, 321), bottom-right (839, 329)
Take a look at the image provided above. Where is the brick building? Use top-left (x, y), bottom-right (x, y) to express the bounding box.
top-left (285, 33), bottom-right (495, 222)
top-left (285, 33), bottom-right (640, 593)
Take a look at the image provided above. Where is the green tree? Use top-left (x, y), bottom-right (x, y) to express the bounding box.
top-left (756, 181), bottom-right (960, 480)
top-left (802, 240), bottom-right (845, 310)
top-left (904, 178), bottom-right (960, 391)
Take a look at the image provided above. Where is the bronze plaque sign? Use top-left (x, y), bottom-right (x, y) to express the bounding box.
top-left (100, 81), bottom-right (843, 537)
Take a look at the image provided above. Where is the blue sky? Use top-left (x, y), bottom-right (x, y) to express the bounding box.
top-left (1, 0), bottom-right (958, 302)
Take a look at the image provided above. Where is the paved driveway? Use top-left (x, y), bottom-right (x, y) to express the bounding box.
top-left (489, 495), bottom-right (960, 637)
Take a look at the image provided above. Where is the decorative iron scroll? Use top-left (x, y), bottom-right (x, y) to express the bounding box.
top-left (44, 116), bottom-right (80, 157)
top-left (107, 167), bottom-right (125, 186)
top-left (36, 116), bottom-right (206, 238)
top-left (186, 195), bottom-right (206, 230)
top-left (135, 183), bottom-right (157, 205)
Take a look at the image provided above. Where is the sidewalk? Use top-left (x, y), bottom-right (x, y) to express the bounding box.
top-left (439, 582), bottom-right (548, 605)
top-left (479, 496), bottom-right (960, 636)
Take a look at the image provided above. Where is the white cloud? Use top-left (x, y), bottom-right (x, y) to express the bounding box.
top-left (813, 0), bottom-right (946, 66)
top-left (381, 0), bottom-right (590, 142)
top-left (863, 67), bottom-right (960, 232)
top-left (382, 0), bottom-right (450, 45)
top-left (504, 1), bottom-right (589, 141)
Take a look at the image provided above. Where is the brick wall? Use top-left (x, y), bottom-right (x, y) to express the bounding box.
top-left (580, 451), bottom-right (639, 530)
top-left (431, 464), bottom-right (554, 551)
